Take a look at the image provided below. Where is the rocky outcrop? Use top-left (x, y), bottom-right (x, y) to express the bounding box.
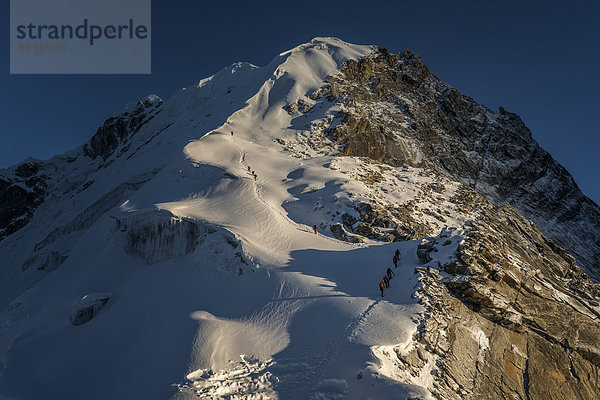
top-left (400, 202), bottom-right (600, 399)
top-left (330, 223), bottom-right (362, 243)
top-left (22, 250), bottom-right (68, 272)
top-left (0, 161), bottom-right (48, 241)
top-left (83, 94), bottom-right (163, 160)
top-left (70, 293), bottom-right (111, 326)
top-left (284, 98), bottom-right (315, 115)
top-left (416, 238), bottom-right (436, 264)
top-left (342, 201), bottom-right (434, 243)
top-left (318, 47), bottom-right (600, 278)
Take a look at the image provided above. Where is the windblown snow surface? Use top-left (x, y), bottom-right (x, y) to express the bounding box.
top-left (0, 38), bottom-right (468, 399)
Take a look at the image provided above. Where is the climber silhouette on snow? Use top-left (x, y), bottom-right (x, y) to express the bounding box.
top-left (383, 275), bottom-right (390, 288)
top-left (386, 267), bottom-right (395, 280)
top-left (377, 249), bottom-right (402, 297)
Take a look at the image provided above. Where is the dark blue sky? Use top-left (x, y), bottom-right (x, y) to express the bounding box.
top-left (2, 1), bottom-right (598, 204)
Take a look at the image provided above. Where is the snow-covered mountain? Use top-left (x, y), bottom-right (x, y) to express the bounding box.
top-left (1, 37), bottom-right (599, 399)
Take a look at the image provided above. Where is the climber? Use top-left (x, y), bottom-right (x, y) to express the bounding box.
top-left (393, 254), bottom-right (399, 268)
top-left (383, 275), bottom-right (390, 288)
top-left (231, 131), bottom-right (234, 136)
top-left (387, 267), bottom-right (395, 280)
top-left (395, 248), bottom-right (400, 259)
top-left (379, 280), bottom-right (385, 297)
top-left (313, 224), bottom-right (318, 234)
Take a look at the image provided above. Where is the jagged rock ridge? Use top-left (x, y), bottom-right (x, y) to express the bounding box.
top-left (407, 198), bottom-right (600, 399)
top-left (302, 47), bottom-right (600, 280)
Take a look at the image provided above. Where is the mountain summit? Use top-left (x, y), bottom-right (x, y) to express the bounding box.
top-left (1, 38), bottom-right (599, 399)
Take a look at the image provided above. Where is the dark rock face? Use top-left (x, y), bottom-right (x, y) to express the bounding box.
top-left (83, 97), bottom-right (162, 160)
top-left (22, 250), bottom-right (68, 272)
top-left (340, 212), bottom-right (357, 227)
top-left (70, 293), bottom-right (111, 326)
top-left (416, 238), bottom-right (435, 264)
top-left (325, 48), bottom-right (600, 278)
top-left (330, 223), bottom-right (361, 243)
top-left (342, 201), bottom-right (433, 243)
top-left (0, 162), bottom-right (48, 241)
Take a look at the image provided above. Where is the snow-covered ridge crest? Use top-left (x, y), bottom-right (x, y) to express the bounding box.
top-left (195, 62), bottom-right (259, 89)
top-left (116, 93), bottom-right (163, 116)
top-left (279, 36), bottom-right (373, 63)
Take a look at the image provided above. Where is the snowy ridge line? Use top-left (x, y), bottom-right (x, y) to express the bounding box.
top-left (232, 137), bottom-right (315, 238)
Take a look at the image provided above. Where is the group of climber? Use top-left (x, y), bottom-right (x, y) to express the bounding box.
top-left (247, 165), bottom-right (257, 181)
top-left (232, 131), bottom-right (257, 181)
top-left (379, 249), bottom-right (401, 297)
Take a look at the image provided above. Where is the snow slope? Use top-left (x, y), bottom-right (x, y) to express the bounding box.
top-left (0, 38), bottom-right (469, 399)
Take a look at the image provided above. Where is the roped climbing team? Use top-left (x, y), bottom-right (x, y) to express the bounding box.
top-left (380, 248), bottom-right (400, 297)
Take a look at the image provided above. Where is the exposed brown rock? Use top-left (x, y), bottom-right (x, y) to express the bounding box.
top-left (404, 201), bottom-right (600, 399)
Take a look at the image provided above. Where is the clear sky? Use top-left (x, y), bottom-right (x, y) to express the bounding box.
top-left (1, 0), bottom-right (598, 204)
